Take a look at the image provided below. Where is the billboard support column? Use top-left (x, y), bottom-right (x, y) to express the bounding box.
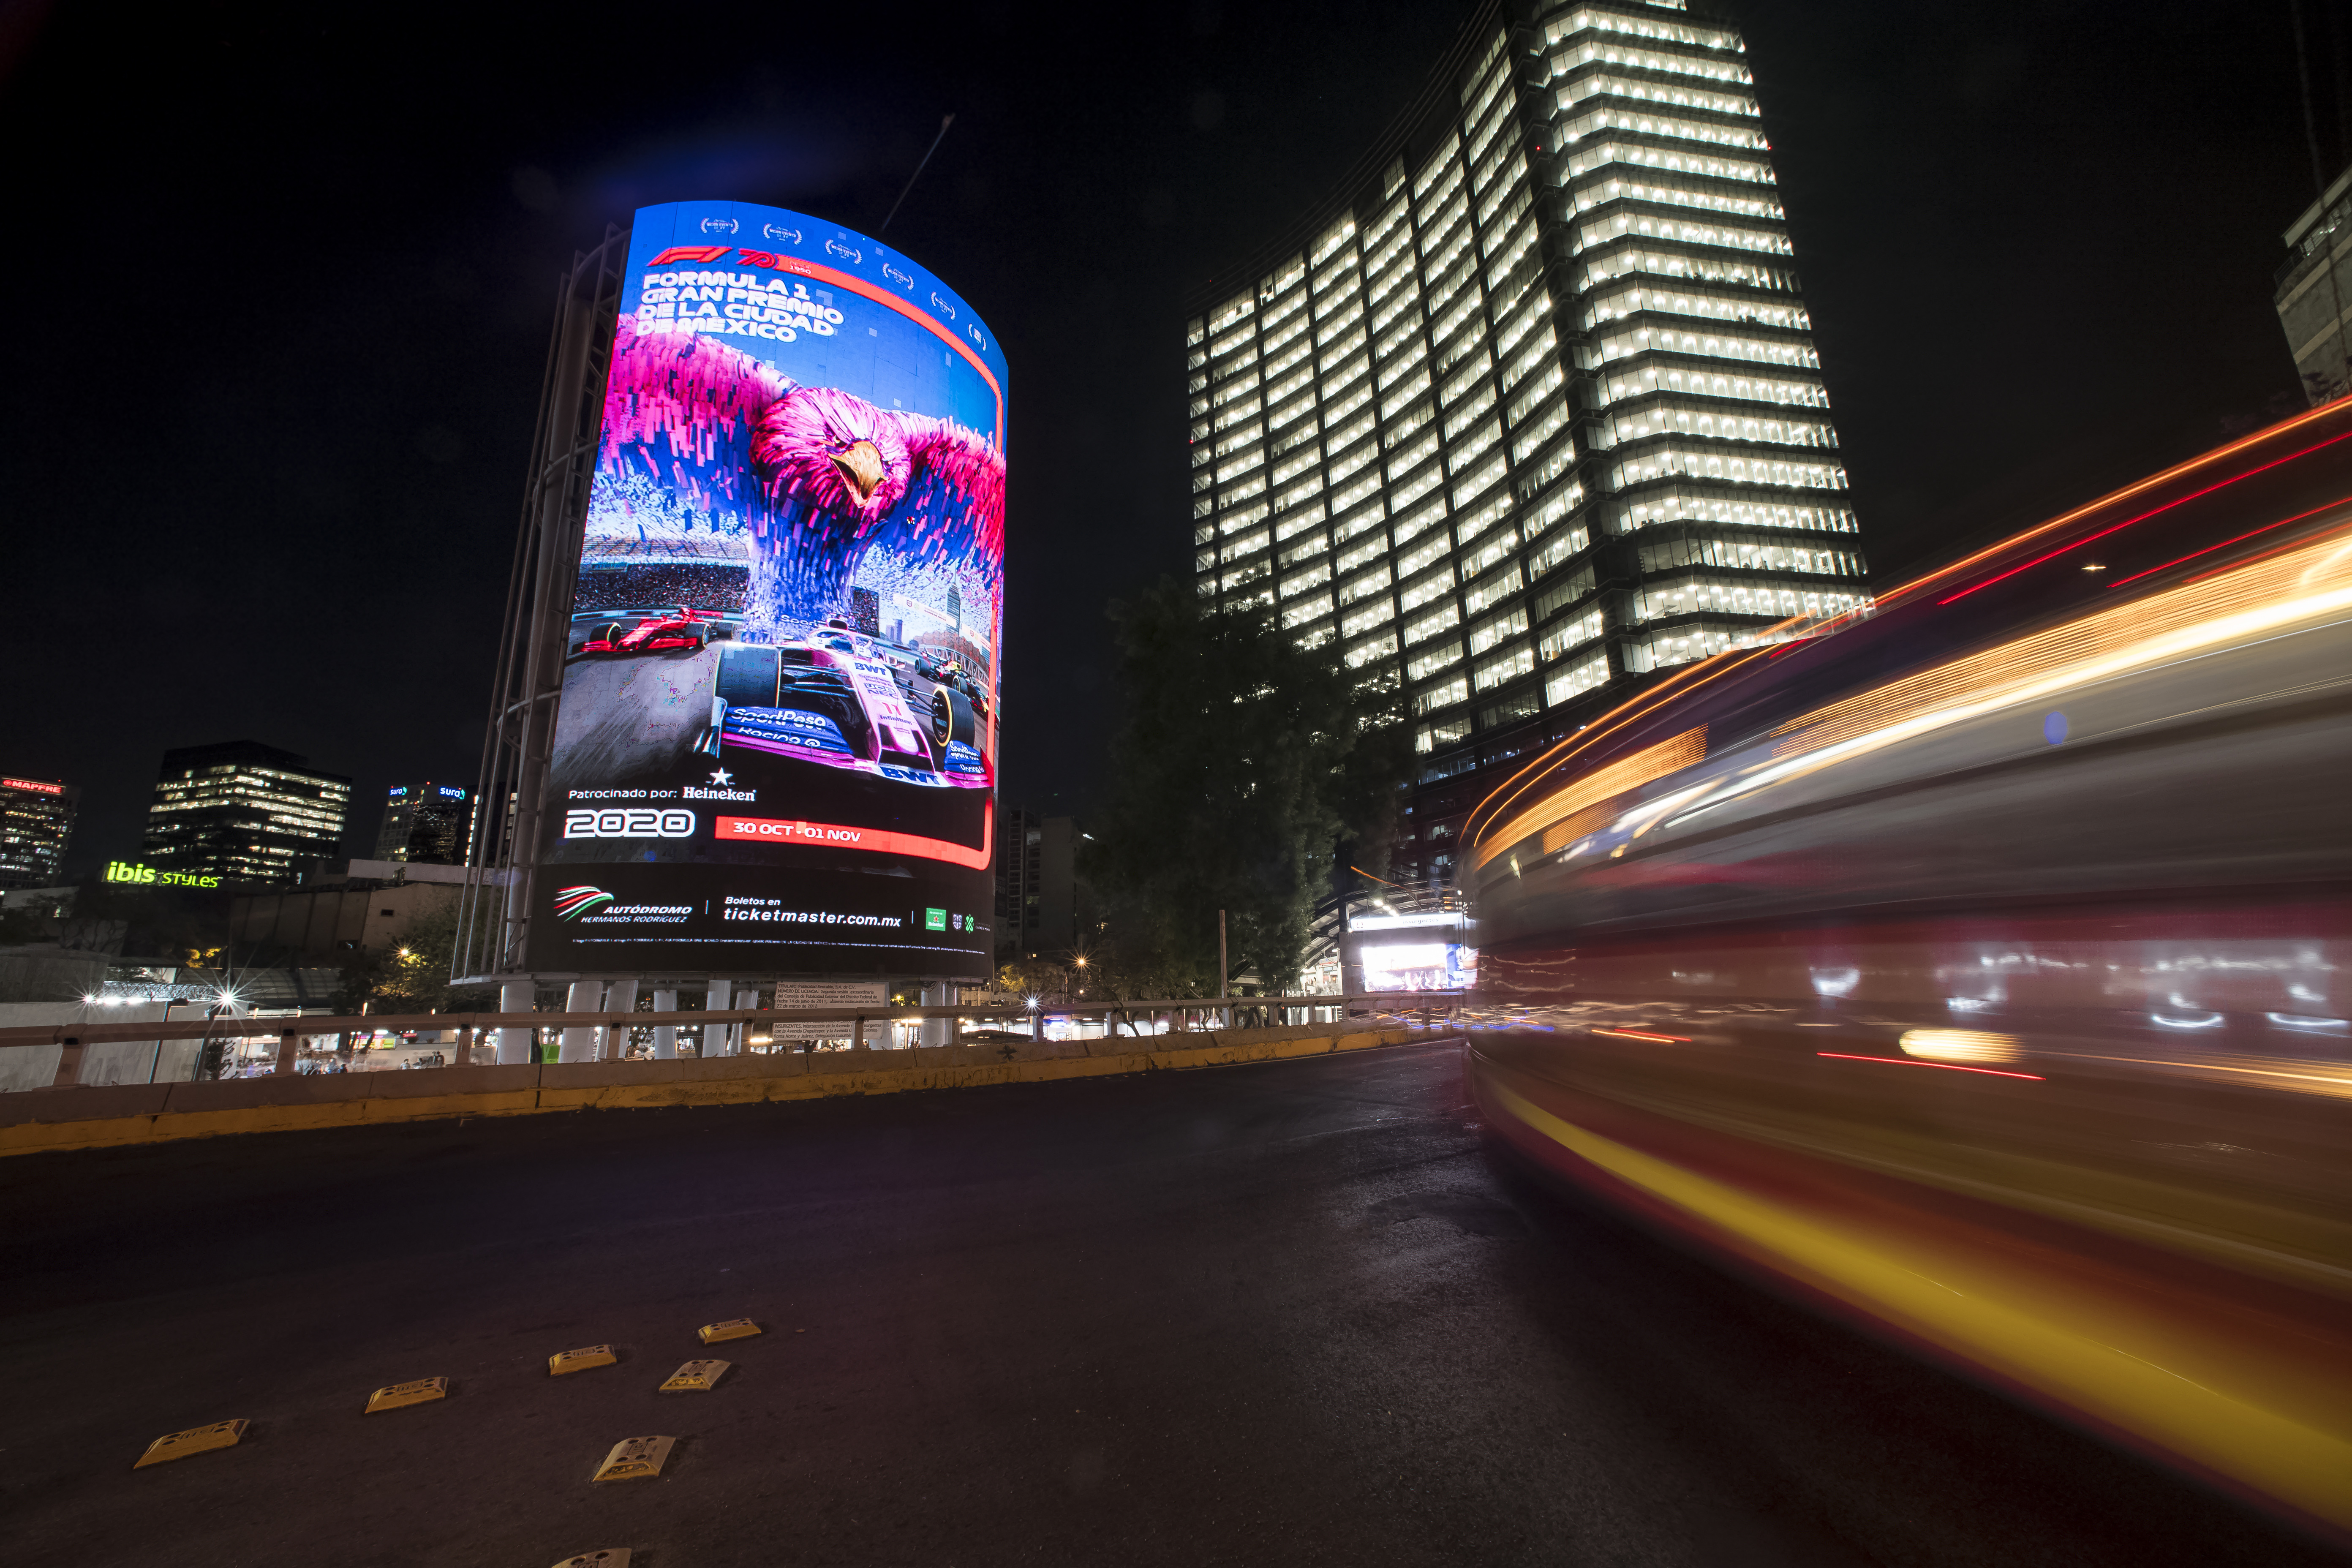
top-left (559, 980), bottom-right (604, 1063)
top-left (602, 976), bottom-right (640, 1061)
top-left (495, 979), bottom-right (536, 1065)
top-left (701, 980), bottom-right (731, 1056)
top-left (919, 980), bottom-right (953, 1047)
top-left (651, 988), bottom-right (679, 1059)
top-left (731, 986), bottom-right (760, 1055)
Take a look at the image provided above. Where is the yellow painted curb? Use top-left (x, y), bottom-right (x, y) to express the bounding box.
top-left (0, 1026), bottom-right (1421, 1159)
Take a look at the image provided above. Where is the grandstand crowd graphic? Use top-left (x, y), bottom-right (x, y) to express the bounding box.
top-left (528, 201), bottom-right (1007, 977)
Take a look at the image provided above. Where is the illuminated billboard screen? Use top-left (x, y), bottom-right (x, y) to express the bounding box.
top-left (527, 201), bottom-right (1006, 978)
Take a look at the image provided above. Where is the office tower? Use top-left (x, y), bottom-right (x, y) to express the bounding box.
top-left (1188, 0), bottom-right (1869, 885)
top-left (2276, 164), bottom-right (2352, 405)
top-left (992, 808), bottom-right (1080, 958)
top-left (142, 740), bottom-right (351, 886)
top-left (994, 806), bottom-right (1041, 954)
top-left (0, 774), bottom-right (78, 888)
top-left (374, 782), bottom-right (475, 865)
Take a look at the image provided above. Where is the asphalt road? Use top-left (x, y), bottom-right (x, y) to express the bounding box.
top-left (0, 1041), bottom-right (2338, 1567)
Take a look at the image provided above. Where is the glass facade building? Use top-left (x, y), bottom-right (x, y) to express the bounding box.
top-left (0, 774), bottom-right (79, 889)
top-left (2273, 161), bottom-right (2352, 406)
top-left (1187, 0), bottom-right (1869, 887)
top-left (142, 740), bottom-right (351, 887)
top-left (373, 782), bottom-right (474, 865)
top-left (992, 808), bottom-right (1079, 960)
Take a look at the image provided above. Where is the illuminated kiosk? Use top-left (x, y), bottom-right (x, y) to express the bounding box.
top-left (455, 204), bottom-right (1007, 1061)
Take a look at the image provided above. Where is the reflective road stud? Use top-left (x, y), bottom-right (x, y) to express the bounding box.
top-left (659, 1358), bottom-right (730, 1391)
top-left (549, 1345), bottom-right (618, 1376)
top-left (591, 1436), bottom-right (675, 1483)
top-left (698, 1318), bottom-right (760, 1344)
top-left (134, 1420), bottom-right (247, 1468)
top-left (550, 1554), bottom-right (631, 1568)
top-left (364, 1377), bottom-right (448, 1413)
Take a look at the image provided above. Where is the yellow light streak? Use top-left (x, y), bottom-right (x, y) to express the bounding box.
top-left (1486, 1076), bottom-right (2352, 1532)
top-left (1772, 525), bottom-right (2352, 764)
top-left (1475, 727), bottom-right (1709, 869)
top-left (1900, 1029), bottom-right (2023, 1064)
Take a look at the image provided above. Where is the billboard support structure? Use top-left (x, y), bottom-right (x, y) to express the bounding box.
top-left (455, 228), bottom-right (628, 985)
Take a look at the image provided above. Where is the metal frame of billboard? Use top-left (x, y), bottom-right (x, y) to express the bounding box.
top-left (454, 229), bottom-right (628, 985)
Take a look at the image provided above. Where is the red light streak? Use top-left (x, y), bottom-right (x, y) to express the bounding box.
top-left (1815, 1052), bottom-right (2044, 1081)
top-left (2106, 496), bottom-right (2352, 588)
top-left (1595, 1027), bottom-right (1691, 1043)
top-left (1936, 430), bottom-right (2352, 606)
top-left (1871, 397), bottom-right (2352, 612)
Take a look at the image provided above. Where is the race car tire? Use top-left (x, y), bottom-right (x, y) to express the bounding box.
top-left (931, 684), bottom-right (977, 749)
top-left (713, 644), bottom-right (782, 707)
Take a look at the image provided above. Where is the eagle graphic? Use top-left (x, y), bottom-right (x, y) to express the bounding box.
top-left (596, 318), bottom-right (1005, 642)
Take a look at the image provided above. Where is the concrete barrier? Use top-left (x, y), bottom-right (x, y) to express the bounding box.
top-left (0, 1023), bottom-right (1428, 1157)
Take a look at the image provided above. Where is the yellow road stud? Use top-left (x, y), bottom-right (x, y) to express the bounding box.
top-left (697, 1318), bottom-right (760, 1344)
top-left (659, 1358), bottom-right (729, 1392)
top-left (134, 1419), bottom-right (247, 1469)
top-left (364, 1377), bottom-right (448, 1414)
top-left (591, 1435), bottom-right (675, 1484)
top-left (549, 1345), bottom-right (618, 1376)
top-left (550, 1554), bottom-right (631, 1568)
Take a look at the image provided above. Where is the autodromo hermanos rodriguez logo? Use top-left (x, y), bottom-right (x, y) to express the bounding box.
top-left (554, 885), bottom-right (614, 921)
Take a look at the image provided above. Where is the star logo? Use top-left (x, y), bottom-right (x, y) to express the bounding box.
top-left (708, 768), bottom-right (734, 786)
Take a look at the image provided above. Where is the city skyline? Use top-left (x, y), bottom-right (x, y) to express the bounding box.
top-left (1, 0), bottom-right (2328, 874)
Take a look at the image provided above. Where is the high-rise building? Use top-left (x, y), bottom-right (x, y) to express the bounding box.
top-left (1187, 0), bottom-right (1870, 887)
top-left (0, 774), bottom-right (79, 889)
top-left (992, 808), bottom-right (1080, 958)
top-left (2274, 163), bottom-right (2352, 406)
top-left (373, 782), bottom-right (474, 865)
top-left (142, 741), bottom-right (351, 886)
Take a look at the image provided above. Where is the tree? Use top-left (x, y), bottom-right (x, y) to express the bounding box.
top-left (1083, 577), bottom-right (1410, 994)
top-left (338, 899), bottom-right (496, 1016)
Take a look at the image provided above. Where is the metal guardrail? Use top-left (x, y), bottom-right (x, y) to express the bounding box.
top-left (0, 993), bottom-right (1466, 1089)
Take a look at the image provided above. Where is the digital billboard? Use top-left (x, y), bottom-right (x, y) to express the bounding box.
top-left (526, 202), bottom-right (1006, 978)
top-left (1349, 913), bottom-right (1476, 991)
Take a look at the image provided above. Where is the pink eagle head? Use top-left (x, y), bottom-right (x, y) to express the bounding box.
top-left (749, 384), bottom-right (912, 530)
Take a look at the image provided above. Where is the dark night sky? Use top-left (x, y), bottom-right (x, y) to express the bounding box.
top-left (0, 1), bottom-right (2327, 876)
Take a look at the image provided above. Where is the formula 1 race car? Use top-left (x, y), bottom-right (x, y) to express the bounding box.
top-left (579, 606), bottom-right (721, 656)
top-left (709, 634), bottom-right (991, 789)
top-left (911, 645), bottom-right (994, 720)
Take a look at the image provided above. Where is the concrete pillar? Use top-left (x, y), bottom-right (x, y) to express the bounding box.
top-left (919, 981), bottom-right (955, 1047)
top-left (559, 980), bottom-right (604, 1063)
top-left (732, 986), bottom-right (760, 1054)
top-left (496, 979), bottom-right (536, 1065)
top-left (602, 976), bottom-right (640, 1061)
top-left (702, 979), bottom-right (732, 1056)
top-left (651, 988), bottom-right (679, 1059)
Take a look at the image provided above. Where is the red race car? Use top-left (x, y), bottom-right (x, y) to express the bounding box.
top-left (581, 607), bottom-right (717, 656)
